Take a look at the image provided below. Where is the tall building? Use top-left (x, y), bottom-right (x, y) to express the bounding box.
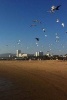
top-left (16, 50), bottom-right (21, 57)
top-left (36, 51), bottom-right (43, 57)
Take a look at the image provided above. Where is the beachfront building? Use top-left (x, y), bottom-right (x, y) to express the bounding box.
top-left (16, 50), bottom-right (21, 57)
top-left (21, 53), bottom-right (34, 58)
top-left (35, 51), bottom-right (43, 57)
top-left (16, 50), bottom-right (34, 58)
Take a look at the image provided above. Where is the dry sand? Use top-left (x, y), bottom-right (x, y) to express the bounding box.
top-left (0, 60), bottom-right (67, 100)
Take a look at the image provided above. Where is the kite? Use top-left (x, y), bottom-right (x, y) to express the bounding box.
top-left (61, 23), bottom-right (64, 27)
top-left (42, 28), bottom-right (46, 32)
top-left (35, 38), bottom-right (39, 41)
top-left (48, 5), bottom-right (61, 13)
top-left (56, 19), bottom-right (59, 22)
top-left (30, 24), bottom-right (36, 27)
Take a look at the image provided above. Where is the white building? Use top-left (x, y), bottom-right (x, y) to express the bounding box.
top-left (36, 51), bottom-right (43, 57)
top-left (22, 54), bottom-right (34, 58)
top-left (18, 53), bottom-right (22, 57)
top-left (16, 50), bottom-right (34, 58)
top-left (22, 54), bottom-right (30, 57)
top-left (16, 50), bottom-right (21, 57)
top-left (36, 52), bottom-right (38, 57)
top-left (46, 51), bottom-right (51, 57)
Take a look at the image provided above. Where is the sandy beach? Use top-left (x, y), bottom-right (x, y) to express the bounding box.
top-left (0, 60), bottom-right (67, 100)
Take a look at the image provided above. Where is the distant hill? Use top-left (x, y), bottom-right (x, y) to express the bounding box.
top-left (0, 53), bottom-right (16, 57)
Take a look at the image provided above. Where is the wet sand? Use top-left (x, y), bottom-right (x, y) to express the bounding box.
top-left (0, 60), bottom-right (67, 100)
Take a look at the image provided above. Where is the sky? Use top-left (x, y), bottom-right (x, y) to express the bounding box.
top-left (0, 0), bottom-right (67, 55)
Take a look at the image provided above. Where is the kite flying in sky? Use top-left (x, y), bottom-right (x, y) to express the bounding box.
top-left (48, 5), bottom-right (61, 13)
top-left (35, 38), bottom-right (39, 41)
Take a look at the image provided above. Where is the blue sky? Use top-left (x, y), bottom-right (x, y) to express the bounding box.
top-left (0, 0), bottom-right (67, 55)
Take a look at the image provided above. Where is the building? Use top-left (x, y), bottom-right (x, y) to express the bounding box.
top-left (18, 53), bottom-right (22, 57)
top-left (16, 50), bottom-right (34, 58)
top-left (16, 50), bottom-right (21, 57)
top-left (35, 51), bottom-right (43, 57)
top-left (20, 53), bottom-right (34, 58)
top-left (46, 51), bottom-right (51, 57)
